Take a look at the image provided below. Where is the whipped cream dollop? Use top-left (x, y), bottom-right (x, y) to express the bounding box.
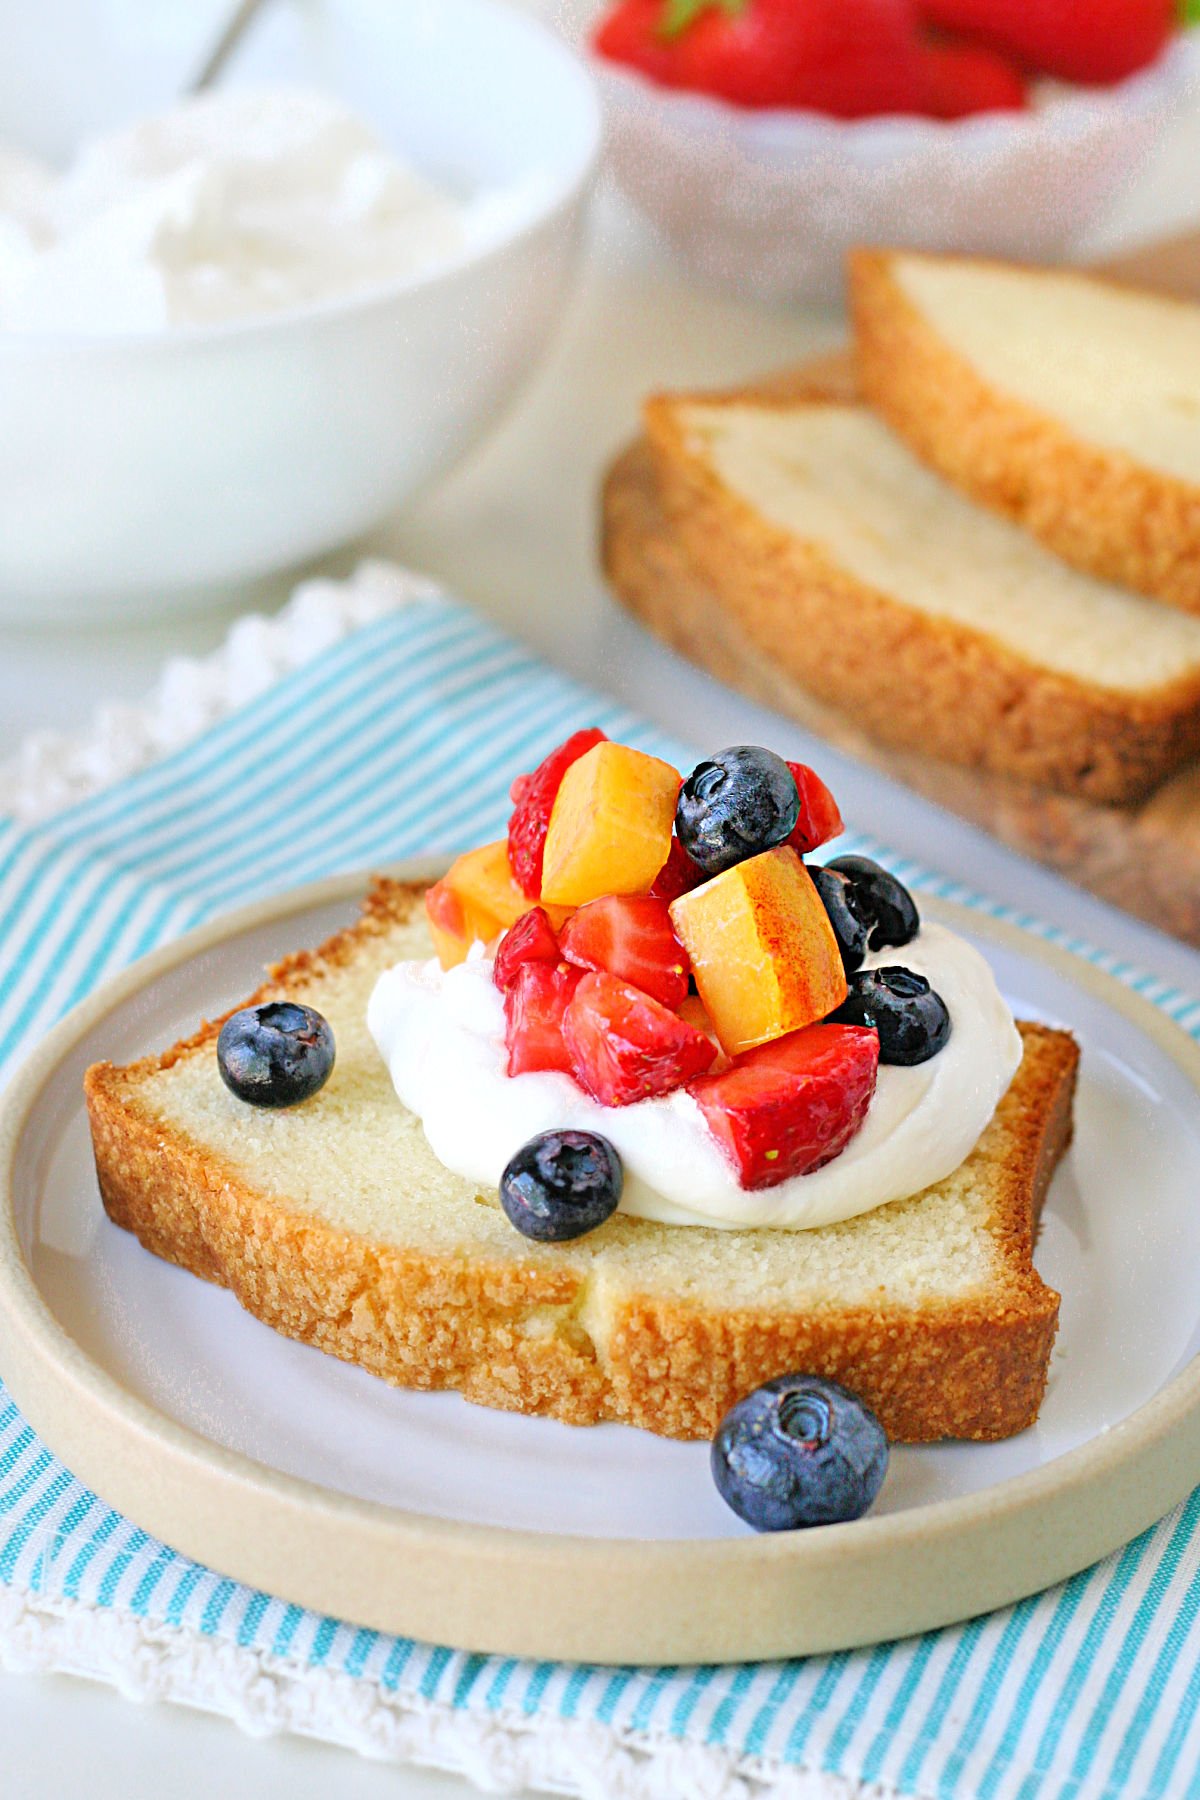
top-left (0, 88), bottom-right (522, 334)
top-left (367, 921), bottom-right (1023, 1232)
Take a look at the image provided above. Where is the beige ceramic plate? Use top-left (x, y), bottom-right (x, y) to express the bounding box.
top-left (3, 865), bottom-right (1200, 1664)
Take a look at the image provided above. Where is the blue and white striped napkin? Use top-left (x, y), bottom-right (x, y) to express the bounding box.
top-left (3, 577), bottom-right (1200, 1800)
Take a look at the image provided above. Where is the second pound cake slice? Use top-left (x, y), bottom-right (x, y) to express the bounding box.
top-left (852, 250), bottom-right (1200, 617)
top-left (643, 390), bottom-right (1200, 803)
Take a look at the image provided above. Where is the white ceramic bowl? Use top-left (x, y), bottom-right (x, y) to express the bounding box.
top-left (593, 35), bottom-right (1198, 307)
top-left (0, 0), bottom-right (601, 623)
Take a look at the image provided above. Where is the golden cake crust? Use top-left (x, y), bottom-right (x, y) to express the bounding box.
top-left (851, 248), bottom-right (1200, 618)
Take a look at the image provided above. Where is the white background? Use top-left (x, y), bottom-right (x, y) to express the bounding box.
top-left (3, 3), bottom-right (1200, 1795)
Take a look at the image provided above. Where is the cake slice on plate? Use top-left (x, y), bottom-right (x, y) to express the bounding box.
top-left (86, 738), bottom-right (1078, 1445)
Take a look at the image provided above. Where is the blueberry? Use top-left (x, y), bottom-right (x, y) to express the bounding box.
top-left (711, 1374), bottom-right (888, 1531)
top-left (500, 1129), bottom-right (623, 1242)
top-left (810, 866), bottom-right (869, 974)
top-left (217, 1001), bottom-right (335, 1107)
top-left (831, 966), bottom-right (951, 1066)
top-left (675, 747), bottom-right (800, 877)
top-left (826, 855), bottom-right (919, 952)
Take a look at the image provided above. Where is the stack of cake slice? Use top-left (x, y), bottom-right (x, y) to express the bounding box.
top-left (603, 251), bottom-right (1200, 941)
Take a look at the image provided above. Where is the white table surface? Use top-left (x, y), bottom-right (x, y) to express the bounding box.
top-left (3, 35), bottom-right (1200, 1800)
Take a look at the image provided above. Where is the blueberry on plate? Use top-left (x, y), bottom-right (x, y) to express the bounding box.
top-left (711, 1374), bottom-right (888, 1531)
top-left (810, 866), bottom-right (869, 973)
top-left (217, 1001), bottom-right (335, 1107)
top-left (831, 966), bottom-right (951, 1066)
top-left (500, 1129), bottom-right (623, 1242)
top-left (826, 855), bottom-right (919, 951)
top-left (675, 746), bottom-right (800, 877)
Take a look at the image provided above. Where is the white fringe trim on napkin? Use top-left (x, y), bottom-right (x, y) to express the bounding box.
top-left (0, 561), bottom-right (439, 826)
top-left (0, 1588), bottom-right (894, 1800)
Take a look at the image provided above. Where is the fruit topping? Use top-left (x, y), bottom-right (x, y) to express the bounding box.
top-left (540, 741), bottom-right (681, 907)
top-left (675, 745), bottom-right (800, 877)
top-left (784, 761), bottom-right (844, 856)
top-left (831, 966), bottom-right (951, 1066)
top-left (426, 840), bottom-right (568, 971)
top-left (507, 728), bottom-right (606, 900)
top-left (500, 1128), bottom-right (624, 1242)
top-left (493, 908), bottom-right (561, 993)
top-left (689, 1022), bottom-right (879, 1188)
top-left (711, 1374), bottom-right (888, 1532)
top-left (809, 866), bottom-right (869, 974)
top-left (560, 894), bottom-right (691, 1009)
top-left (669, 846), bottom-right (848, 1058)
top-left (562, 970), bottom-right (716, 1106)
top-left (502, 961), bottom-right (584, 1077)
top-left (649, 835), bottom-right (707, 903)
top-left (825, 855), bottom-right (919, 952)
top-left (217, 1001), bottom-right (335, 1108)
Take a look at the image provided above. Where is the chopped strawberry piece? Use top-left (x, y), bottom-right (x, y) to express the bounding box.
top-left (690, 1024), bottom-right (879, 1189)
top-left (560, 894), bottom-right (691, 1009)
top-left (786, 762), bottom-right (844, 856)
top-left (507, 729), bottom-right (607, 900)
top-left (563, 971), bottom-right (716, 1107)
top-left (503, 961), bottom-right (584, 1077)
top-left (493, 908), bottom-right (561, 993)
top-left (649, 836), bottom-right (707, 904)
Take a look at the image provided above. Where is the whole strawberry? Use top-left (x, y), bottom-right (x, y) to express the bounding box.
top-left (920, 38), bottom-right (1028, 115)
top-left (918, 0), bottom-right (1175, 84)
top-left (593, 0), bottom-right (927, 116)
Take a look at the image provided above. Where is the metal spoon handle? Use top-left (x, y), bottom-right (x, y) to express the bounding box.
top-left (189, 0), bottom-right (271, 94)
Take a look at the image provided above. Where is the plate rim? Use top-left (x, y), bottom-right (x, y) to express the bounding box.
top-left (3, 862), bottom-right (1200, 1663)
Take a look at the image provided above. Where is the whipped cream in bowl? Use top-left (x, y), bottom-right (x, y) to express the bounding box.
top-left (0, 87), bottom-right (530, 337)
top-left (0, 0), bottom-right (602, 620)
top-left (368, 920), bottom-right (1023, 1233)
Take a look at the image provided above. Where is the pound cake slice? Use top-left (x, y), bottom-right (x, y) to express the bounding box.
top-left (642, 389), bottom-right (1200, 804)
top-left (852, 249), bottom-right (1200, 616)
top-left (85, 880), bottom-right (1078, 1444)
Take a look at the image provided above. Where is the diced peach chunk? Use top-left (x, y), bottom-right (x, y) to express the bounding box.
top-left (540, 742), bottom-right (680, 907)
top-left (668, 846), bottom-right (847, 1058)
top-left (678, 992), bottom-right (718, 1041)
top-left (427, 915), bottom-right (472, 971)
top-left (425, 841), bottom-right (570, 970)
top-left (424, 878), bottom-right (471, 969)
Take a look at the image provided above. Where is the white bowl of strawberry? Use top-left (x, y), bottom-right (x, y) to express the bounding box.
top-left (370, 734), bottom-right (1022, 1234)
top-left (585, 0), bottom-right (1196, 304)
